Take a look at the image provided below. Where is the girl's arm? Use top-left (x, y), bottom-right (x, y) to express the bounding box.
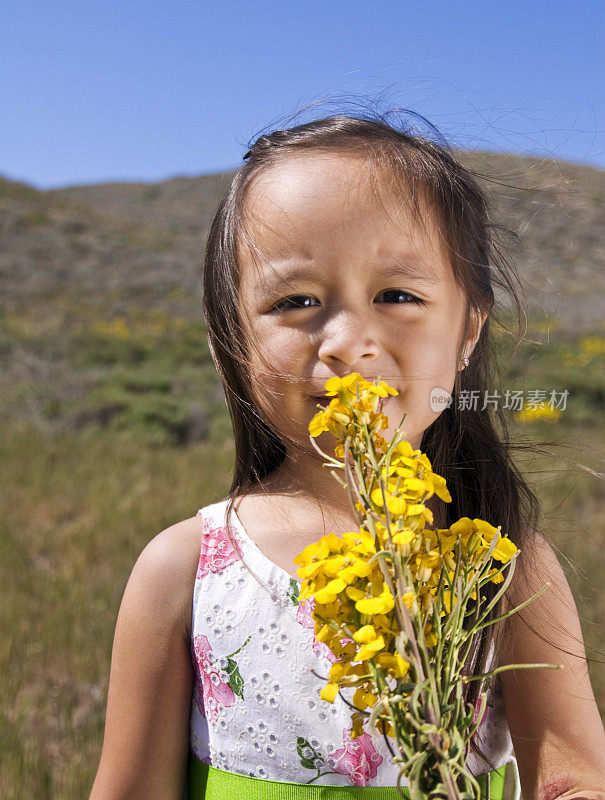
top-left (499, 531), bottom-right (605, 800)
top-left (89, 517), bottom-right (203, 800)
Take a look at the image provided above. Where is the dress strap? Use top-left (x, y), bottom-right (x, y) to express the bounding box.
top-left (186, 753), bottom-right (506, 799)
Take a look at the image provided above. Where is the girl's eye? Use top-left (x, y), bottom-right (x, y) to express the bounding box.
top-left (270, 290), bottom-right (424, 313)
top-left (375, 289), bottom-right (425, 305)
top-left (270, 295), bottom-right (320, 313)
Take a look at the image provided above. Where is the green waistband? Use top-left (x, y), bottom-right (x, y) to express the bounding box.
top-left (186, 753), bottom-right (506, 799)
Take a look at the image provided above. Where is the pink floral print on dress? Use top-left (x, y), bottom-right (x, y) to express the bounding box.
top-left (327, 729), bottom-right (383, 787)
top-left (196, 518), bottom-right (241, 579)
top-left (192, 634), bottom-right (236, 724)
top-left (296, 598), bottom-right (337, 663)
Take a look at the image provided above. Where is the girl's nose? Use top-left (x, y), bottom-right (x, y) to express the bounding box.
top-left (317, 309), bottom-right (380, 368)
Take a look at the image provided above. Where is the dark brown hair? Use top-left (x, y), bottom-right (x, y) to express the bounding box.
top-left (202, 110), bottom-right (542, 767)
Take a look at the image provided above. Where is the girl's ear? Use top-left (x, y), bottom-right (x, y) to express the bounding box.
top-left (463, 307), bottom-right (489, 363)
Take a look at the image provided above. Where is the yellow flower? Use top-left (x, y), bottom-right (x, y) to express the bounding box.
top-left (402, 590), bottom-right (415, 609)
top-left (367, 381), bottom-right (399, 399)
top-left (417, 452), bottom-right (433, 471)
top-left (442, 589), bottom-right (453, 615)
top-left (325, 373), bottom-right (364, 395)
top-left (472, 519), bottom-right (499, 538)
top-left (373, 613), bottom-right (395, 632)
top-left (449, 517), bottom-right (477, 551)
top-left (391, 464), bottom-right (416, 479)
top-left (353, 686), bottom-right (379, 709)
top-left (309, 409), bottom-right (331, 437)
top-left (426, 472), bottom-right (452, 503)
top-left (473, 519), bottom-right (518, 563)
top-left (319, 555), bottom-right (350, 576)
top-left (406, 504), bottom-right (434, 528)
top-left (331, 639), bottom-right (357, 658)
top-left (316, 624), bottom-right (334, 643)
top-left (375, 652), bottom-right (410, 678)
top-left (353, 624), bottom-right (379, 644)
top-left (400, 477), bottom-right (428, 498)
top-left (370, 485), bottom-right (408, 516)
top-left (351, 711), bottom-right (366, 739)
top-left (424, 623), bottom-right (437, 648)
top-left (436, 529), bottom-right (457, 553)
top-left (486, 568), bottom-right (504, 584)
top-left (385, 494), bottom-right (407, 516)
top-left (314, 576), bottom-right (348, 604)
top-left (414, 550), bottom-right (441, 583)
top-left (328, 398), bottom-right (355, 425)
top-left (353, 582), bottom-right (395, 615)
top-left (341, 528), bottom-right (376, 552)
top-left (356, 635), bottom-right (386, 661)
top-left (392, 528), bottom-right (416, 555)
top-left (329, 661), bottom-right (348, 680)
top-left (514, 404), bottom-right (561, 424)
top-left (320, 682), bottom-right (340, 703)
top-left (374, 520), bottom-right (399, 545)
top-left (449, 517), bottom-right (475, 537)
top-left (294, 533), bottom-right (340, 569)
top-left (371, 433), bottom-right (389, 453)
top-left (309, 396), bottom-right (357, 439)
top-left (391, 440), bottom-right (415, 460)
top-left (491, 537), bottom-right (518, 563)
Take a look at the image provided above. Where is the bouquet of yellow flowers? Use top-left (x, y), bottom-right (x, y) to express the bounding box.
top-left (294, 373), bottom-right (556, 799)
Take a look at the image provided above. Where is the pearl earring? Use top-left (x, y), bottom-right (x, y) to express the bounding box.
top-left (459, 356), bottom-right (470, 371)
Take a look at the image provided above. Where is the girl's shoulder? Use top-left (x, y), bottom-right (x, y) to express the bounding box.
top-left (502, 528), bottom-right (566, 610)
top-left (133, 506), bottom-right (215, 639)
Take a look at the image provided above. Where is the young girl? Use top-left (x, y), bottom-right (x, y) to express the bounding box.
top-left (89, 114), bottom-right (605, 800)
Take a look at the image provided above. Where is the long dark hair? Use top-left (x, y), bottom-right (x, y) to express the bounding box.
top-left (202, 110), bottom-right (541, 766)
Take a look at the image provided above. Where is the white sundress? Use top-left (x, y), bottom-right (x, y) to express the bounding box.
top-left (189, 498), bottom-right (521, 797)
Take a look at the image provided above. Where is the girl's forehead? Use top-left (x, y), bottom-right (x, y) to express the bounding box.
top-left (239, 153), bottom-right (447, 275)
top-left (245, 152), bottom-right (405, 218)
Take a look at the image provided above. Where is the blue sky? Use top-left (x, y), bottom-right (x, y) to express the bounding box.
top-left (1, 0), bottom-right (603, 188)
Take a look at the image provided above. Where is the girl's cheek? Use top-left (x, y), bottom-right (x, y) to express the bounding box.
top-left (418, 336), bottom-right (460, 384)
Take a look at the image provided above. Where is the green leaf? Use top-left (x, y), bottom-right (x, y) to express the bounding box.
top-left (287, 577), bottom-right (300, 605)
top-left (226, 658), bottom-right (245, 699)
top-left (296, 737), bottom-right (324, 770)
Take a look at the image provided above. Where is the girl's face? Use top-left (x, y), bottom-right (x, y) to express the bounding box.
top-left (238, 152), bottom-right (483, 455)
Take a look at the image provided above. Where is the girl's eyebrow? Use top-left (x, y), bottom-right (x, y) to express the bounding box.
top-left (258, 258), bottom-right (440, 293)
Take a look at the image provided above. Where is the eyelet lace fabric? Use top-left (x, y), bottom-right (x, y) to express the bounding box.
top-left (189, 499), bottom-right (520, 795)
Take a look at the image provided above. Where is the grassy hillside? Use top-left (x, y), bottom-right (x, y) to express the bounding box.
top-left (0, 152), bottom-right (603, 798)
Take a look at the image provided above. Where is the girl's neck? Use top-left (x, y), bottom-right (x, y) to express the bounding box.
top-left (247, 445), bottom-right (447, 531)
top-left (250, 456), bottom-right (356, 522)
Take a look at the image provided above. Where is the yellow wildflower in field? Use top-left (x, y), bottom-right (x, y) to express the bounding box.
top-left (514, 404), bottom-right (561, 423)
top-left (562, 335), bottom-right (605, 367)
top-left (92, 317), bottom-right (131, 339)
